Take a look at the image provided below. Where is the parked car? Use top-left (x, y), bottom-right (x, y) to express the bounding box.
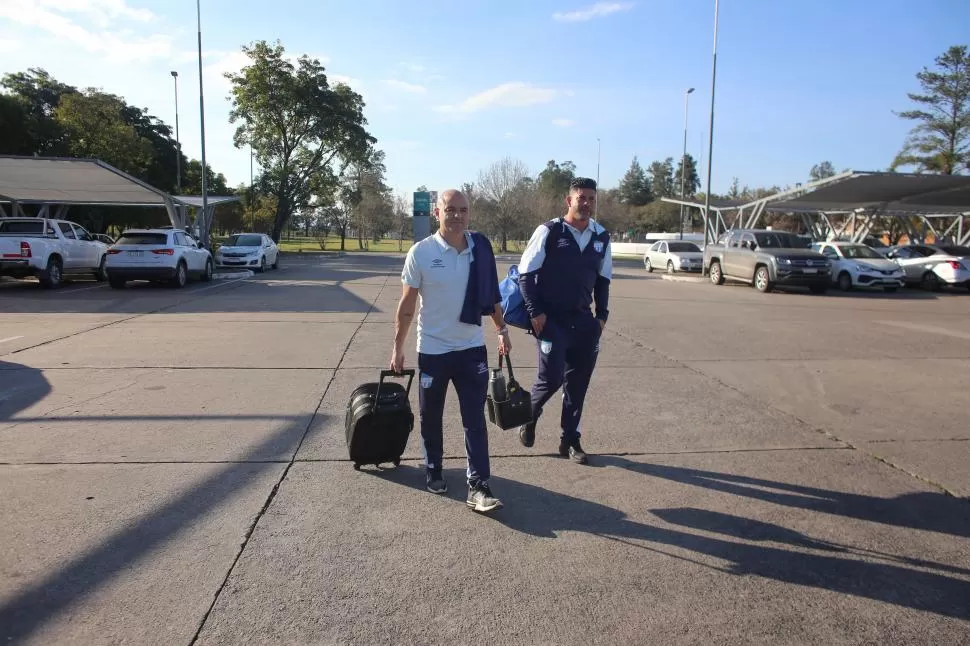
top-left (643, 240), bottom-right (703, 273)
top-left (105, 228), bottom-right (213, 288)
top-left (702, 229), bottom-right (830, 293)
top-left (215, 233), bottom-right (279, 272)
top-left (0, 217), bottom-right (108, 287)
top-left (883, 244), bottom-right (970, 291)
top-left (810, 241), bottom-right (905, 292)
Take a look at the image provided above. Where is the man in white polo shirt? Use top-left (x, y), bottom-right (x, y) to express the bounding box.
top-left (391, 188), bottom-right (511, 513)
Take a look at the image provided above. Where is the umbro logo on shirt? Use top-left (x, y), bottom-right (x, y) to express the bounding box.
top-left (557, 238), bottom-right (571, 248)
top-left (430, 258), bottom-right (444, 268)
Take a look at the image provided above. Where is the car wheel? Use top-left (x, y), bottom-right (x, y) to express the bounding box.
top-left (754, 266), bottom-right (773, 293)
top-left (667, 261), bottom-right (675, 274)
top-left (709, 261), bottom-right (724, 285)
top-left (94, 255), bottom-right (108, 282)
top-left (837, 271), bottom-right (852, 291)
top-left (258, 256), bottom-right (266, 273)
top-left (272, 253), bottom-right (279, 270)
top-left (171, 261), bottom-right (187, 288)
top-left (920, 271), bottom-right (940, 292)
top-left (644, 257), bottom-right (653, 272)
top-left (201, 258), bottom-right (213, 282)
top-left (38, 256), bottom-right (62, 289)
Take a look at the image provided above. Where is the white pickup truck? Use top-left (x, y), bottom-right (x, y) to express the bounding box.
top-left (0, 217), bottom-right (109, 288)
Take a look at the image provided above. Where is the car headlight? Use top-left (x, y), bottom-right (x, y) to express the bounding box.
top-left (855, 263), bottom-right (872, 272)
top-left (776, 257), bottom-right (792, 265)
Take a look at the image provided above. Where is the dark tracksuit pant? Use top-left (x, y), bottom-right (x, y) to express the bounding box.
top-left (417, 345), bottom-right (491, 486)
top-left (530, 310), bottom-right (601, 442)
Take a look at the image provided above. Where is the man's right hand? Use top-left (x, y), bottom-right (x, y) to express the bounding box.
top-left (531, 313), bottom-right (547, 336)
top-left (389, 347), bottom-right (405, 374)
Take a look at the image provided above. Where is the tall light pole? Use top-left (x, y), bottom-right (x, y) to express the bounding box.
top-left (196, 0), bottom-right (209, 245)
top-left (170, 71), bottom-right (181, 194)
top-left (679, 87), bottom-right (695, 240)
top-left (593, 137), bottom-right (603, 220)
top-left (702, 0), bottom-right (719, 247)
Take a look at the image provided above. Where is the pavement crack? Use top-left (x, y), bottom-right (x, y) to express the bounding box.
top-left (187, 272), bottom-right (391, 646)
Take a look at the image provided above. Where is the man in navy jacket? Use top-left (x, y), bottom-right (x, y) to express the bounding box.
top-left (515, 177), bottom-right (612, 464)
top-left (392, 189), bottom-right (511, 512)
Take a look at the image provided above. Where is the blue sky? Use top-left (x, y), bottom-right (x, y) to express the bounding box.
top-left (1, 0), bottom-right (968, 202)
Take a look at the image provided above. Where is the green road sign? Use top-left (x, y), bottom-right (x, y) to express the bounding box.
top-left (413, 191), bottom-right (431, 213)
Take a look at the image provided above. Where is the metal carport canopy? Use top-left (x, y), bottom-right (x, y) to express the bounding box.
top-left (0, 156), bottom-right (170, 207)
top-left (760, 171), bottom-right (970, 214)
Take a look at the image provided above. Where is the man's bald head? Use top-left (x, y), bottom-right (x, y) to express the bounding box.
top-left (434, 188), bottom-right (471, 236)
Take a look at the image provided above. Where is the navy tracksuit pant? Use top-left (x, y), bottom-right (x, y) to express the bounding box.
top-left (530, 310), bottom-right (601, 441)
top-left (417, 345), bottom-right (491, 486)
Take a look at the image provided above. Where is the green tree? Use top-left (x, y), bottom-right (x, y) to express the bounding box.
top-left (54, 91), bottom-right (153, 176)
top-left (535, 159), bottom-right (576, 197)
top-left (617, 156), bottom-right (652, 205)
top-left (891, 44), bottom-right (970, 175)
top-left (225, 40), bottom-right (376, 241)
top-left (0, 94), bottom-right (34, 155)
top-left (0, 68), bottom-right (77, 155)
top-left (674, 153), bottom-right (700, 198)
top-left (809, 161), bottom-right (836, 182)
top-left (647, 158), bottom-right (675, 199)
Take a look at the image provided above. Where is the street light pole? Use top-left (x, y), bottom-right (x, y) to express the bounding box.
top-left (196, 0), bottom-right (209, 245)
top-left (679, 87), bottom-right (695, 240)
top-left (170, 71), bottom-right (181, 194)
top-left (702, 0), bottom-right (719, 248)
top-left (593, 137), bottom-right (603, 220)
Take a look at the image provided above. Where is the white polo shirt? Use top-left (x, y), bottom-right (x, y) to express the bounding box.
top-left (401, 231), bottom-right (486, 355)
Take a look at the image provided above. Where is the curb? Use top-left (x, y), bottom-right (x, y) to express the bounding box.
top-left (212, 270), bottom-right (254, 280)
top-left (660, 273), bottom-right (707, 284)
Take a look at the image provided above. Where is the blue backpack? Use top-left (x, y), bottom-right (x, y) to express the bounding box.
top-left (499, 220), bottom-right (565, 330)
top-left (499, 264), bottom-right (531, 330)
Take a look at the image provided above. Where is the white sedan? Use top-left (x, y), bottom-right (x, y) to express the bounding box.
top-left (215, 233), bottom-right (279, 272)
top-left (105, 228), bottom-right (213, 288)
top-left (884, 243), bottom-right (970, 291)
top-left (643, 240), bottom-right (704, 273)
top-left (811, 241), bottom-right (906, 292)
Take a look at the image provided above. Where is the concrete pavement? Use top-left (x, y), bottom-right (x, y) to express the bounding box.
top-left (1, 252), bottom-right (968, 645)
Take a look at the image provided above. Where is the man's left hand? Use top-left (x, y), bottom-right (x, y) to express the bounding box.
top-left (599, 319), bottom-right (606, 332)
top-left (498, 331), bottom-right (511, 356)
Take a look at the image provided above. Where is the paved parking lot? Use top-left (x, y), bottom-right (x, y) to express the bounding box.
top-left (1, 252), bottom-right (968, 645)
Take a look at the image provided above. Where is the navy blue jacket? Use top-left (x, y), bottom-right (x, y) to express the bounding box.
top-left (459, 231), bottom-right (501, 326)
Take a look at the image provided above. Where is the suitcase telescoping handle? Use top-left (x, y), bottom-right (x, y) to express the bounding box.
top-left (376, 368), bottom-right (415, 404)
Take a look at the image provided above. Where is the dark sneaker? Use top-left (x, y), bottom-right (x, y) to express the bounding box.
top-left (559, 438), bottom-right (588, 464)
top-left (518, 421), bottom-right (536, 448)
top-left (426, 470), bottom-right (448, 494)
top-left (466, 482), bottom-right (503, 513)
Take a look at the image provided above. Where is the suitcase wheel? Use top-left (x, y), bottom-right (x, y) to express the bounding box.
top-left (353, 463), bottom-right (361, 471)
top-left (392, 458), bottom-right (401, 467)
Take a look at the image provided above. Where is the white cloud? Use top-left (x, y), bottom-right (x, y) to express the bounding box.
top-left (553, 2), bottom-right (634, 22)
top-left (434, 82), bottom-right (559, 114)
top-left (382, 79), bottom-right (427, 94)
top-left (0, 0), bottom-right (171, 62)
top-left (552, 118), bottom-right (575, 127)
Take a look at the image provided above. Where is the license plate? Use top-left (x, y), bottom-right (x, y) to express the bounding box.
top-left (127, 250), bottom-right (143, 257)
top-left (803, 268), bottom-right (817, 274)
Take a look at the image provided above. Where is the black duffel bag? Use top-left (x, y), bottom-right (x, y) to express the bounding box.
top-left (486, 353), bottom-right (533, 430)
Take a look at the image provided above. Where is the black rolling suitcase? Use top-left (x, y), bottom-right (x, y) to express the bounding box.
top-left (345, 369), bottom-right (415, 470)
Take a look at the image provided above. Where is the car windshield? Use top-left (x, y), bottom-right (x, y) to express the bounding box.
top-left (939, 245), bottom-right (970, 256)
top-left (753, 232), bottom-right (810, 249)
top-left (116, 233), bottom-right (168, 245)
top-left (667, 242), bottom-right (700, 252)
top-left (225, 234), bottom-right (262, 246)
top-left (839, 245), bottom-right (881, 259)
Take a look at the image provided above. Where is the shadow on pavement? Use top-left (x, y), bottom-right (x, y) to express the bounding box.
top-left (372, 464), bottom-right (970, 621)
top-left (0, 361), bottom-right (51, 421)
top-left (0, 413), bottom-right (325, 643)
top-left (596, 457), bottom-right (970, 539)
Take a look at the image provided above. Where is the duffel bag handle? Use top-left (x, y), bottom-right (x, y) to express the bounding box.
top-left (497, 352), bottom-right (518, 385)
top-left (378, 368), bottom-right (415, 402)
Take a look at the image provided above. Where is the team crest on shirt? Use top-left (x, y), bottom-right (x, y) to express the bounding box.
top-left (593, 241), bottom-right (604, 253)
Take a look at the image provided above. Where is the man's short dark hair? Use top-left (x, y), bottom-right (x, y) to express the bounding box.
top-left (569, 177), bottom-right (597, 192)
